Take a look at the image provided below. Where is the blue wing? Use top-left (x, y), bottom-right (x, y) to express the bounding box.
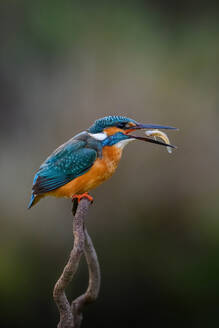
top-left (31, 136), bottom-right (97, 195)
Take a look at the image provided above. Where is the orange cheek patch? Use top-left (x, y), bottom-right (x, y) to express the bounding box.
top-left (124, 129), bottom-right (135, 134)
top-left (125, 122), bottom-right (137, 134)
top-left (127, 122), bottom-right (137, 127)
top-left (104, 127), bottom-right (124, 136)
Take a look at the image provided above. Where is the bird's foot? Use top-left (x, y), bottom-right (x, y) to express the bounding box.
top-left (72, 193), bottom-right (94, 204)
top-left (71, 193), bottom-right (93, 216)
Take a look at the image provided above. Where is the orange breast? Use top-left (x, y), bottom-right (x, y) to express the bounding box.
top-left (48, 145), bottom-right (123, 198)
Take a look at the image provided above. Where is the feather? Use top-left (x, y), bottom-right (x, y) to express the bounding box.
top-left (28, 193), bottom-right (35, 209)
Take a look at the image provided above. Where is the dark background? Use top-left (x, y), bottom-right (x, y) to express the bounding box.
top-left (1, 1), bottom-right (219, 327)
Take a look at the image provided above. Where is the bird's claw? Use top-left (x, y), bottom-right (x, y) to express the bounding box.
top-left (72, 193), bottom-right (94, 204)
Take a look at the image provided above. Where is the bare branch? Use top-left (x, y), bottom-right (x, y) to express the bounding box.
top-left (53, 197), bottom-right (101, 328)
top-left (71, 228), bottom-right (101, 322)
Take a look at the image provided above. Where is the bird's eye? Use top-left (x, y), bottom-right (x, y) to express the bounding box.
top-left (117, 122), bottom-right (126, 128)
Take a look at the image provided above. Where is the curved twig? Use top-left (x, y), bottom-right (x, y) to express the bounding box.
top-left (53, 198), bottom-right (101, 328)
top-left (71, 228), bottom-right (101, 326)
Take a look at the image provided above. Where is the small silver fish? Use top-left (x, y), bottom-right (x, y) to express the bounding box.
top-left (145, 129), bottom-right (173, 154)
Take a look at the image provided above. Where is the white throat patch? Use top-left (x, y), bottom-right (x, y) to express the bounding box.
top-left (88, 132), bottom-right (107, 141)
top-left (116, 138), bottom-right (135, 149)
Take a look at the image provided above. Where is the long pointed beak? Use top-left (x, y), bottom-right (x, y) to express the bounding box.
top-left (135, 123), bottom-right (178, 130)
top-left (125, 122), bottom-right (178, 150)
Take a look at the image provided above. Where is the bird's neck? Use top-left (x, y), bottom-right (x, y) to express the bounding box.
top-left (102, 138), bottom-right (134, 164)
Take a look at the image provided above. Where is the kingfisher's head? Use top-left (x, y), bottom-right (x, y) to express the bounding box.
top-left (88, 115), bottom-right (177, 150)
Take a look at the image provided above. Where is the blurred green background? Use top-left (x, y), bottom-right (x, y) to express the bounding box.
top-left (1, 1), bottom-right (219, 327)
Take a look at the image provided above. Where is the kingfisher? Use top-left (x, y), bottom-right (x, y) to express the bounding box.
top-left (28, 116), bottom-right (177, 209)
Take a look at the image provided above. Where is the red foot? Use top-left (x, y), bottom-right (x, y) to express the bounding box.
top-left (72, 192), bottom-right (94, 204)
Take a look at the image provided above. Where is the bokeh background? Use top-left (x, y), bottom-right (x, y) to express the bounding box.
top-left (1, 1), bottom-right (219, 327)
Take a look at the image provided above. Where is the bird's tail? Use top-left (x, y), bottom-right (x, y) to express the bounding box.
top-left (28, 193), bottom-right (42, 209)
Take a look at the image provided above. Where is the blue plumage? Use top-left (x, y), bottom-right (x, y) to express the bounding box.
top-left (34, 149), bottom-right (96, 193)
top-left (102, 132), bottom-right (130, 147)
top-left (28, 193), bottom-right (36, 209)
top-left (88, 116), bottom-right (137, 133)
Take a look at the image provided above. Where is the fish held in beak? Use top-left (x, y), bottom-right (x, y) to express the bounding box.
top-left (145, 129), bottom-right (175, 153)
top-left (126, 126), bottom-right (177, 153)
